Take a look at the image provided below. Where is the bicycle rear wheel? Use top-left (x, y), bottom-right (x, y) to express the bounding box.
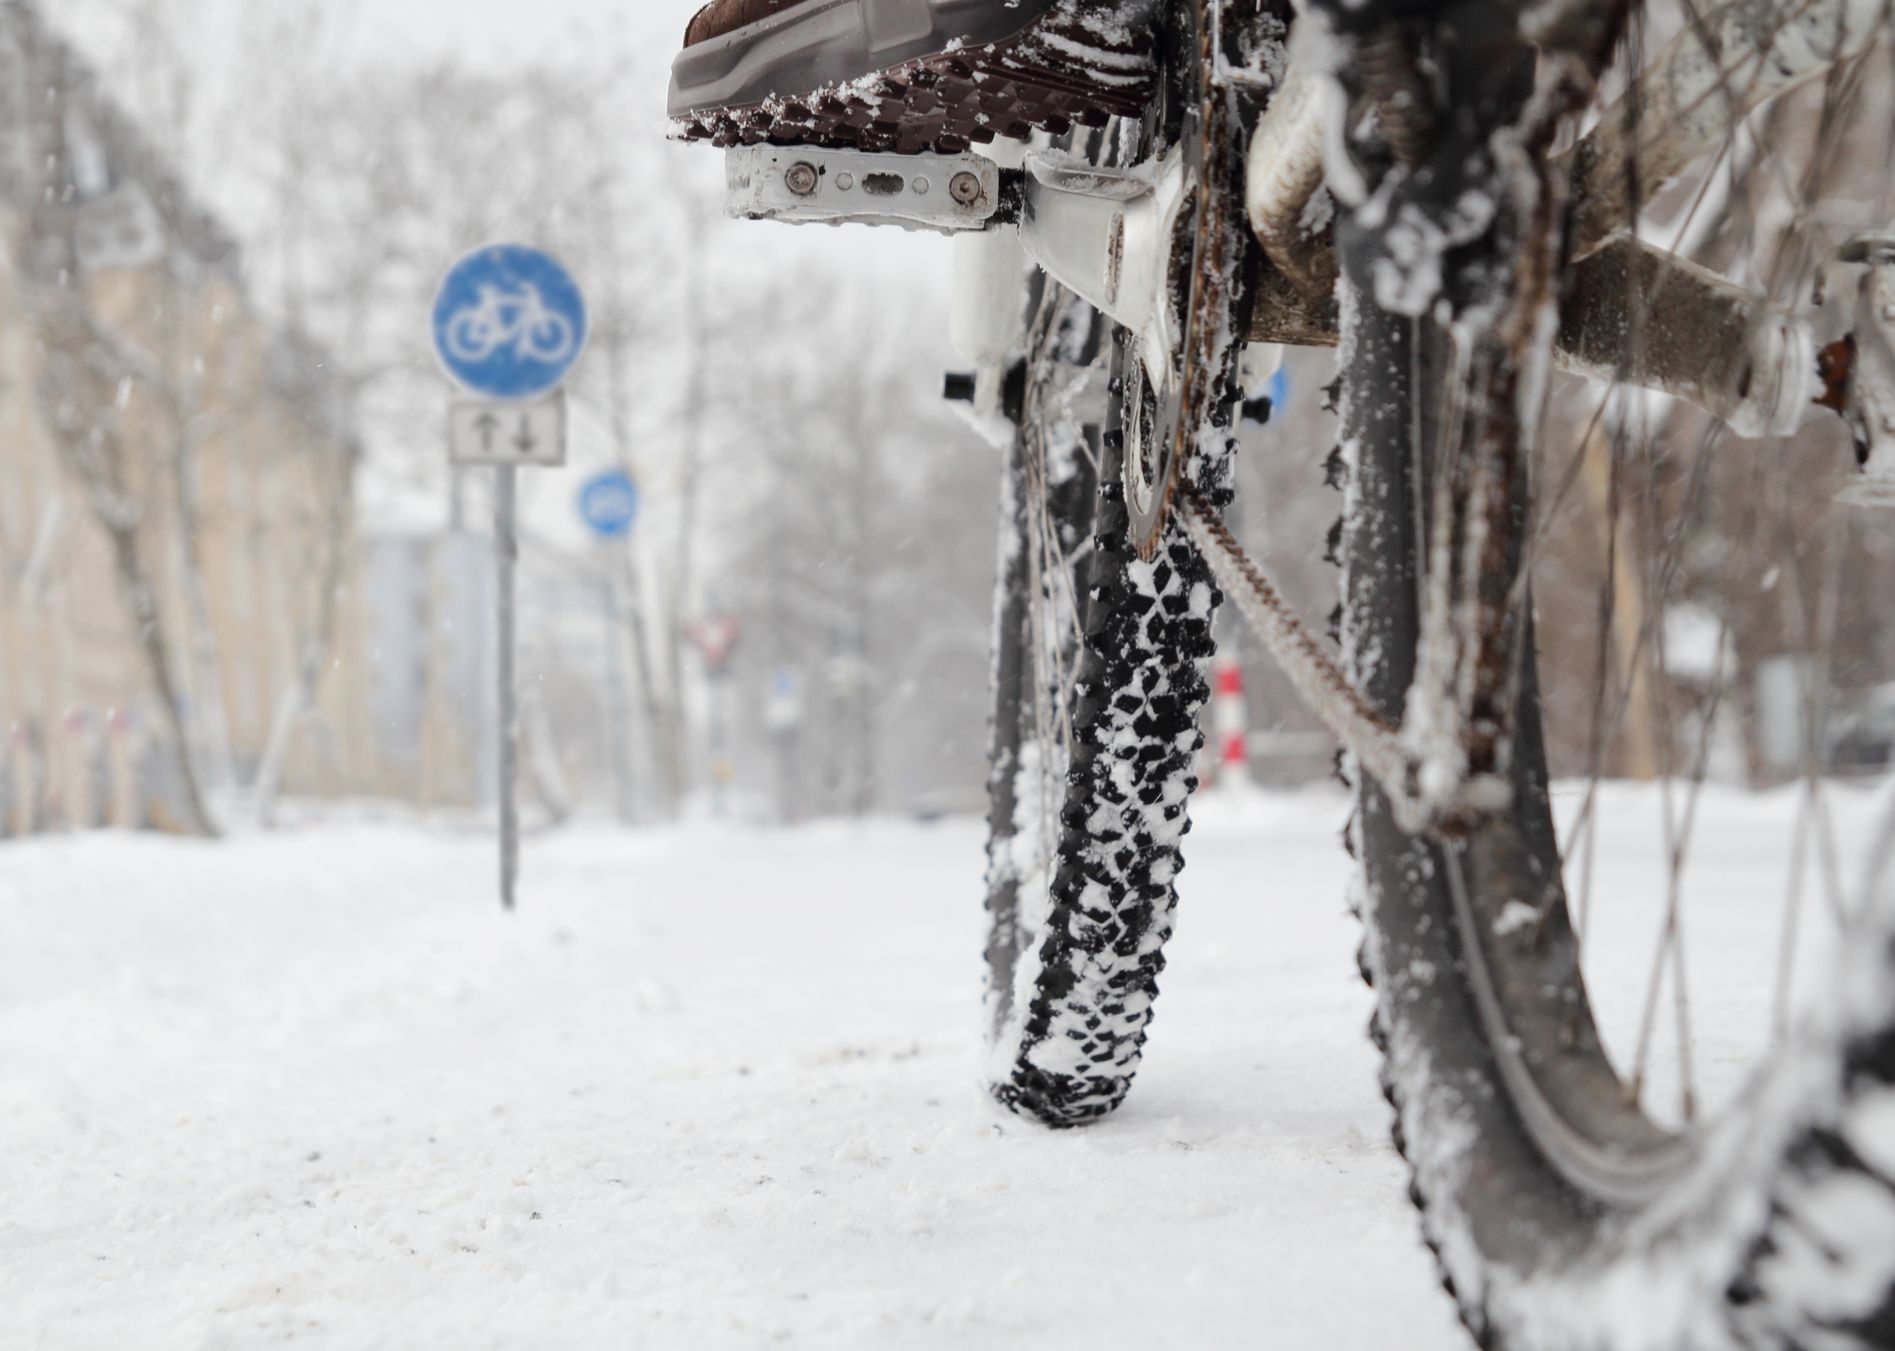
top-left (982, 287), bottom-right (1230, 1125)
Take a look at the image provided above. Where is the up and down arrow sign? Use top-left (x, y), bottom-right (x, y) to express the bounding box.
top-left (450, 395), bottom-right (568, 468)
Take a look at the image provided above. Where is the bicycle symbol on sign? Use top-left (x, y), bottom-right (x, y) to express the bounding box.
top-left (444, 282), bottom-right (579, 366)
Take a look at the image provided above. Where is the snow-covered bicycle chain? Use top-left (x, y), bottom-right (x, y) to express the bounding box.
top-left (1121, 0), bottom-right (1246, 562)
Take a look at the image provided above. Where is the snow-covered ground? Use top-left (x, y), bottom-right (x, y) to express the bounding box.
top-left (3, 785), bottom-right (1886, 1350)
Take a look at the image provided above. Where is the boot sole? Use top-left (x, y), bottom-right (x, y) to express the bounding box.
top-left (670, 0), bottom-right (1156, 156)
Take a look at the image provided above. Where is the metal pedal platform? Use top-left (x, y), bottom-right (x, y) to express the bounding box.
top-left (725, 144), bottom-right (1007, 233)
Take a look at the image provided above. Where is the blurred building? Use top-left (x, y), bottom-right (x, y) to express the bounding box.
top-left (0, 4), bottom-right (376, 832)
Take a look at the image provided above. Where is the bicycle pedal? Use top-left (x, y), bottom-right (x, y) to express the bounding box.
top-left (725, 144), bottom-right (1007, 235)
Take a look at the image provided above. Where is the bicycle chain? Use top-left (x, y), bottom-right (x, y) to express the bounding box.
top-left (1176, 485), bottom-right (1411, 787)
top-left (1125, 0), bottom-right (1244, 561)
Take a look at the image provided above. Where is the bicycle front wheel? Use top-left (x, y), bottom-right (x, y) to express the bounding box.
top-left (1327, 0), bottom-right (1895, 1344)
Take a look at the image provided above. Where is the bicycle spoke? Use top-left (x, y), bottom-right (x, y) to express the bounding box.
top-left (1744, 46), bottom-right (1891, 1026)
top-left (1504, 2), bottom-right (1895, 1120)
top-left (1670, 0), bottom-right (1885, 1094)
top-left (1013, 274), bottom-right (1112, 913)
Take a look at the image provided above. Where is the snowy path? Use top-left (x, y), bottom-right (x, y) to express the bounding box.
top-left (4, 787), bottom-right (1881, 1350)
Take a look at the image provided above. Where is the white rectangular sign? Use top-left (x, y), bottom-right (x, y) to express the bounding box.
top-left (450, 396), bottom-right (567, 468)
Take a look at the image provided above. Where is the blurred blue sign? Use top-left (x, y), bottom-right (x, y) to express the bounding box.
top-left (579, 470), bottom-right (639, 539)
top-left (432, 244), bottom-right (587, 400)
top-left (766, 668), bottom-right (803, 732)
top-left (1268, 366), bottom-right (1290, 411)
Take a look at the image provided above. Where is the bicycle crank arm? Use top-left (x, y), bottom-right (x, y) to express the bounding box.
top-left (1011, 147), bottom-right (1191, 395)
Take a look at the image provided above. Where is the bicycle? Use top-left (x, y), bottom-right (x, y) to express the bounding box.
top-left (671, 0), bottom-right (1895, 1343)
top-left (443, 281), bottom-right (579, 366)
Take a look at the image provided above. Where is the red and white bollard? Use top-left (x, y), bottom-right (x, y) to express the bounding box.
top-left (1209, 656), bottom-right (1250, 791)
top-left (7, 721), bottom-right (35, 837)
top-left (60, 706), bottom-right (97, 830)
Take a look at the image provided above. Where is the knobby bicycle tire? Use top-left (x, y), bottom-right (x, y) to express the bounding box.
top-left (981, 0), bottom-right (1269, 1127)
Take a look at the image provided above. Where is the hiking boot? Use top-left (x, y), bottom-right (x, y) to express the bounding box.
top-left (669, 0), bottom-right (1159, 157)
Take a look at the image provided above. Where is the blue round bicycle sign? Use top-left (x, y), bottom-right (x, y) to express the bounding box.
top-left (579, 470), bottom-right (639, 539)
top-left (432, 244), bottom-right (588, 400)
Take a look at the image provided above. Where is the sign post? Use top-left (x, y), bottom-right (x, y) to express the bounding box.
top-left (687, 617), bottom-right (743, 818)
top-left (494, 466), bottom-right (520, 902)
top-left (765, 668), bottom-right (803, 825)
top-left (578, 469), bottom-right (641, 825)
top-left (433, 244), bottom-right (588, 909)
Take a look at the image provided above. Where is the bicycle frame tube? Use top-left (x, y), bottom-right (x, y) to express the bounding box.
top-left (1564, 0), bottom-right (1891, 257)
top-left (1244, 66), bottom-right (1333, 300)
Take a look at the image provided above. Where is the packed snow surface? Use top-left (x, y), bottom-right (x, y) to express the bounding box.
top-left (2, 784), bottom-right (1882, 1349)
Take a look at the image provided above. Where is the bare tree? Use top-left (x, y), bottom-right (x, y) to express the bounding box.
top-left (10, 12), bottom-right (215, 834)
top-left (711, 279), bottom-right (989, 818)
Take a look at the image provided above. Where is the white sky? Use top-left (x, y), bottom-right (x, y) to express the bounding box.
top-left (49, 0), bottom-right (941, 299)
top-left (49, 0), bottom-right (953, 537)
top-left (55, 1), bottom-right (710, 91)
top-left (345, 0), bottom-right (706, 68)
